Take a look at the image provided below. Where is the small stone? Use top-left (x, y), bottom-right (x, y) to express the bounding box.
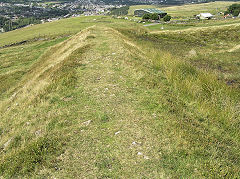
top-left (12, 92), bottom-right (17, 98)
top-left (132, 141), bottom-right (137, 145)
top-left (144, 155), bottom-right (150, 160)
top-left (3, 138), bottom-right (12, 150)
top-left (35, 130), bottom-right (41, 136)
top-left (137, 152), bottom-right (143, 156)
top-left (188, 49), bottom-right (197, 57)
top-left (63, 97), bottom-right (73, 102)
top-left (83, 120), bottom-right (91, 126)
top-left (26, 122), bottom-right (30, 125)
top-left (115, 131), bottom-right (121, 135)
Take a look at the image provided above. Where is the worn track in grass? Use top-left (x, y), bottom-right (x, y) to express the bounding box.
top-left (0, 24), bottom-right (239, 178)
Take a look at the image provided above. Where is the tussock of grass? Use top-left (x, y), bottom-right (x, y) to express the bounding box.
top-left (0, 136), bottom-right (64, 177)
top-left (114, 25), bottom-right (239, 177)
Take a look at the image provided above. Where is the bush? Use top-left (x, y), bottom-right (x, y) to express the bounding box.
top-left (163, 15), bottom-right (171, 22)
top-left (233, 9), bottom-right (240, 17)
top-left (151, 13), bottom-right (159, 20)
top-left (142, 13), bottom-right (151, 20)
top-left (228, 4), bottom-right (240, 14)
top-left (226, 3), bottom-right (240, 16)
top-left (224, 11), bottom-right (229, 15)
top-left (143, 13), bottom-right (159, 20)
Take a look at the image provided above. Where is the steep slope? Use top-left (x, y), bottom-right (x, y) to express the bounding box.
top-left (0, 20), bottom-right (239, 178)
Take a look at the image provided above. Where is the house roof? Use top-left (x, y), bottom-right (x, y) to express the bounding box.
top-left (199, 13), bottom-right (213, 17)
top-left (136, 8), bottom-right (166, 14)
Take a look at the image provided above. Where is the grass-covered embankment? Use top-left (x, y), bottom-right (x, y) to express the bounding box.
top-left (0, 16), bottom-right (239, 178)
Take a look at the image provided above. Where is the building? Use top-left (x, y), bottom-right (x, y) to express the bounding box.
top-left (134, 9), bottom-right (167, 18)
top-left (196, 13), bottom-right (213, 20)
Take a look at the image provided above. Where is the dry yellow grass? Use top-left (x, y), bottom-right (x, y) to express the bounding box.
top-left (0, 26), bottom-right (93, 111)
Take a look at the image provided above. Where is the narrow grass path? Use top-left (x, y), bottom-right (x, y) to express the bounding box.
top-left (49, 26), bottom-right (168, 178)
top-left (42, 25), bottom-right (239, 178)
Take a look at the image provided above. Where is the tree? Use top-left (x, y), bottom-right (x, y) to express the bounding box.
top-left (228, 4), bottom-right (240, 14)
top-left (225, 4), bottom-right (240, 16)
top-left (224, 10), bottom-right (229, 15)
top-left (233, 9), bottom-right (240, 17)
top-left (151, 13), bottom-right (159, 20)
top-left (142, 13), bottom-right (151, 20)
top-left (163, 15), bottom-right (171, 22)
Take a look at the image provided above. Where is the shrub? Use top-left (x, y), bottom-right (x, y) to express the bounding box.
top-left (163, 15), bottom-right (172, 22)
top-left (233, 9), bottom-right (240, 17)
top-left (226, 3), bottom-right (240, 16)
top-left (228, 4), bottom-right (240, 14)
top-left (142, 13), bottom-right (151, 20)
top-left (151, 13), bottom-right (159, 20)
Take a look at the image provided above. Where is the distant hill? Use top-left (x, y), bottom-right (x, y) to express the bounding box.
top-left (1, 0), bottom-right (237, 5)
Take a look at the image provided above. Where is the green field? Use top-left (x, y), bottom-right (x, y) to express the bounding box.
top-left (146, 18), bottom-right (240, 31)
top-left (0, 16), bottom-right (106, 47)
top-left (0, 6), bottom-right (240, 178)
top-left (158, 1), bottom-right (237, 18)
top-left (129, 1), bottom-right (239, 18)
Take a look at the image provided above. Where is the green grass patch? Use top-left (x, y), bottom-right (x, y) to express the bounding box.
top-left (0, 136), bottom-right (64, 178)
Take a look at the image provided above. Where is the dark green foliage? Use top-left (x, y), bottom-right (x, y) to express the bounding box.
top-left (151, 13), bottom-right (160, 20)
top-left (163, 15), bottom-right (172, 22)
top-left (225, 3), bottom-right (240, 16)
top-left (143, 13), bottom-right (151, 20)
top-left (143, 13), bottom-right (159, 20)
top-left (233, 9), bottom-right (240, 17)
top-left (228, 4), bottom-right (240, 13)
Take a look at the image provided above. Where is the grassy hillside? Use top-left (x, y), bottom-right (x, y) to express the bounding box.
top-left (146, 18), bottom-right (240, 31)
top-left (0, 15), bottom-right (239, 178)
top-left (159, 1), bottom-right (238, 18)
top-left (129, 1), bottom-right (239, 18)
top-left (0, 16), bottom-right (99, 47)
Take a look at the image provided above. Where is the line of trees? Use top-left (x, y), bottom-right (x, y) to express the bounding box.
top-left (0, 16), bottom-right (41, 32)
top-left (142, 13), bottom-right (171, 22)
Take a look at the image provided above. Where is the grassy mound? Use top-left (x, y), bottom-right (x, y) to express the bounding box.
top-left (0, 15), bottom-right (239, 178)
